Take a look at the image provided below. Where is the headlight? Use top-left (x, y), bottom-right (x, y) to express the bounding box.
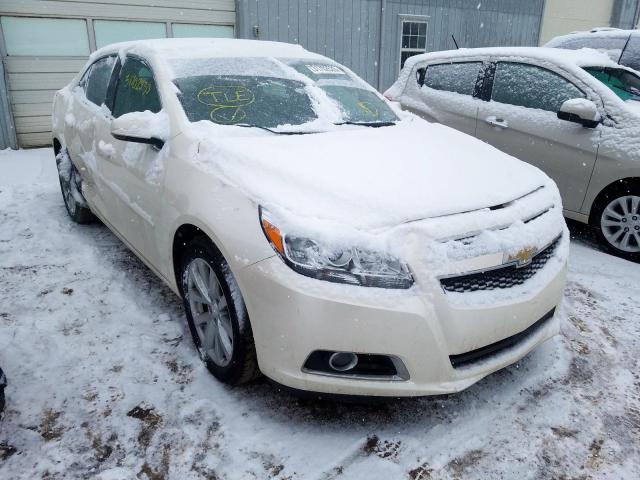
top-left (260, 208), bottom-right (413, 289)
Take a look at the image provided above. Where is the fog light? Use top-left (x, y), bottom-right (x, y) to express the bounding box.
top-left (328, 352), bottom-right (358, 372)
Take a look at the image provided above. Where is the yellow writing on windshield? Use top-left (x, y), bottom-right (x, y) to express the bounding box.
top-left (356, 101), bottom-right (379, 118)
top-left (197, 85), bottom-right (256, 124)
top-left (124, 73), bottom-right (152, 96)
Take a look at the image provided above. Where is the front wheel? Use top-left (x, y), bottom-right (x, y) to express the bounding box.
top-left (593, 186), bottom-right (640, 262)
top-left (179, 237), bottom-right (259, 385)
top-left (56, 149), bottom-right (95, 224)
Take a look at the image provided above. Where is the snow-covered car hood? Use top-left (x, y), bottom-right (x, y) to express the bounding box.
top-left (194, 118), bottom-right (550, 230)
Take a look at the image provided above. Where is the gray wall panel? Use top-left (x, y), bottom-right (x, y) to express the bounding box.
top-left (611, 0), bottom-right (640, 28)
top-left (237, 0), bottom-right (544, 90)
top-left (0, 59), bottom-right (17, 149)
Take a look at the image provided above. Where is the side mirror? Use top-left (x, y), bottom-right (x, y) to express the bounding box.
top-left (111, 111), bottom-right (167, 149)
top-left (557, 99), bottom-right (601, 128)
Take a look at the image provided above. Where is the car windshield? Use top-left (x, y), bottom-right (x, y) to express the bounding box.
top-left (174, 76), bottom-right (317, 128)
top-left (170, 57), bottom-right (397, 132)
top-left (584, 66), bottom-right (640, 102)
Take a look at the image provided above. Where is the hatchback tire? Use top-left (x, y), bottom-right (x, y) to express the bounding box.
top-left (180, 237), bottom-right (259, 385)
top-left (56, 149), bottom-right (95, 224)
top-left (592, 182), bottom-right (640, 263)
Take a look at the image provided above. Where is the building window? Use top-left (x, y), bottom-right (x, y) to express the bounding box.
top-left (172, 23), bottom-right (234, 38)
top-left (94, 20), bottom-right (167, 49)
top-left (0, 16), bottom-right (89, 56)
top-left (400, 20), bottom-right (427, 70)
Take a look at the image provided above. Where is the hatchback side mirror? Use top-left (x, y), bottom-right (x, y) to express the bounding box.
top-left (111, 111), bottom-right (167, 149)
top-left (557, 99), bottom-right (601, 128)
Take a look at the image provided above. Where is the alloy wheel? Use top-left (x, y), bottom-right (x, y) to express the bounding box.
top-left (185, 258), bottom-right (234, 367)
top-left (600, 195), bottom-right (640, 253)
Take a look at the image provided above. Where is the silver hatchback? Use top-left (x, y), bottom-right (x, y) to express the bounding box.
top-left (387, 46), bottom-right (640, 262)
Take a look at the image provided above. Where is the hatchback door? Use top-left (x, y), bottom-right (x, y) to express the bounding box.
top-left (475, 61), bottom-right (599, 213)
top-left (92, 55), bottom-right (165, 264)
top-left (407, 61), bottom-right (486, 136)
top-left (620, 34), bottom-right (640, 71)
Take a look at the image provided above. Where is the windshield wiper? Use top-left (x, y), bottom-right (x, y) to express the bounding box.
top-left (334, 121), bottom-right (397, 127)
top-left (234, 123), bottom-right (316, 135)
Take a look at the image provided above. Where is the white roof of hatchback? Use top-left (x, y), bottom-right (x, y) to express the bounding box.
top-left (92, 38), bottom-right (326, 62)
top-left (402, 46), bottom-right (621, 71)
top-left (545, 28), bottom-right (638, 46)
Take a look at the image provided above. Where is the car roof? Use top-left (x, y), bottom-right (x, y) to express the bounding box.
top-left (545, 28), bottom-right (638, 47)
top-left (91, 38), bottom-right (326, 62)
top-left (402, 46), bottom-right (622, 71)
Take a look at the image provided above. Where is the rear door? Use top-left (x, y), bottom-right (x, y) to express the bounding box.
top-left (93, 55), bottom-right (165, 263)
top-left (475, 61), bottom-right (600, 212)
top-left (65, 55), bottom-right (118, 217)
top-left (406, 61), bottom-right (486, 136)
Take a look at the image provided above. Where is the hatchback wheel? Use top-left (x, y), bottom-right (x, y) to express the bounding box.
top-left (594, 186), bottom-right (640, 262)
top-left (180, 237), bottom-right (259, 385)
top-left (56, 149), bottom-right (95, 224)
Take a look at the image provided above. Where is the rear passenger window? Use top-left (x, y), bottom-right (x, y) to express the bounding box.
top-left (422, 62), bottom-right (482, 96)
top-left (491, 62), bottom-right (584, 112)
top-left (82, 56), bottom-right (116, 108)
top-left (112, 56), bottom-right (161, 117)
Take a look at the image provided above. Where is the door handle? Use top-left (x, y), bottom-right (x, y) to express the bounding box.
top-left (485, 116), bottom-right (509, 129)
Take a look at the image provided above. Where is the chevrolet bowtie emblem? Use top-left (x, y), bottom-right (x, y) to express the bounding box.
top-left (506, 246), bottom-right (537, 267)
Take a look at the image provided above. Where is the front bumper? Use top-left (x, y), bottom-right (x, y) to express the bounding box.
top-left (237, 235), bottom-right (567, 397)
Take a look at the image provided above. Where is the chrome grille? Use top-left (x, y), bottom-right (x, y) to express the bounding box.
top-left (441, 238), bottom-right (560, 293)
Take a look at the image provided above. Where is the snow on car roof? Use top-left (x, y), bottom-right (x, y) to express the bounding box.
top-left (91, 38), bottom-right (326, 62)
top-left (545, 28), bottom-right (637, 47)
top-left (401, 46), bottom-right (620, 71)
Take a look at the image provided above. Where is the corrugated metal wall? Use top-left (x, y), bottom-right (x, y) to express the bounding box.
top-left (0, 0), bottom-right (235, 148)
top-left (237, 0), bottom-right (383, 87)
top-left (0, 59), bottom-right (17, 149)
top-left (236, 0), bottom-right (544, 90)
top-left (611, 0), bottom-right (640, 28)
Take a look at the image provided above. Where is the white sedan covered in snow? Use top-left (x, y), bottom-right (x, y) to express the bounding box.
top-left (52, 39), bottom-right (568, 397)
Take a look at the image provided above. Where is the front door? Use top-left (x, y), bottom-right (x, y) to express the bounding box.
top-left (475, 61), bottom-right (599, 212)
top-left (93, 55), bottom-right (165, 264)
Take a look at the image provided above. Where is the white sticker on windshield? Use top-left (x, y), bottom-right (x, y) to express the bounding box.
top-left (305, 64), bottom-right (345, 75)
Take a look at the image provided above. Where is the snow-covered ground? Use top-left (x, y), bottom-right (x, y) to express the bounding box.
top-left (0, 148), bottom-right (638, 479)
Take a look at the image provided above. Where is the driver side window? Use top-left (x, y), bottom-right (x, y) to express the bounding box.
top-left (491, 62), bottom-right (585, 112)
top-left (112, 56), bottom-right (161, 117)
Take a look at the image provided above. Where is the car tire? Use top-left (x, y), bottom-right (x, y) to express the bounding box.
top-left (179, 237), bottom-right (260, 385)
top-left (56, 149), bottom-right (95, 224)
top-left (592, 181), bottom-right (640, 263)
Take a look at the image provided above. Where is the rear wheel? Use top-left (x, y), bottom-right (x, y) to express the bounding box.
top-left (593, 184), bottom-right (640, 262)
top-left (56, 149), bottom-right (95, 224)
top-left (179, 237), bottom-right (259, 385)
